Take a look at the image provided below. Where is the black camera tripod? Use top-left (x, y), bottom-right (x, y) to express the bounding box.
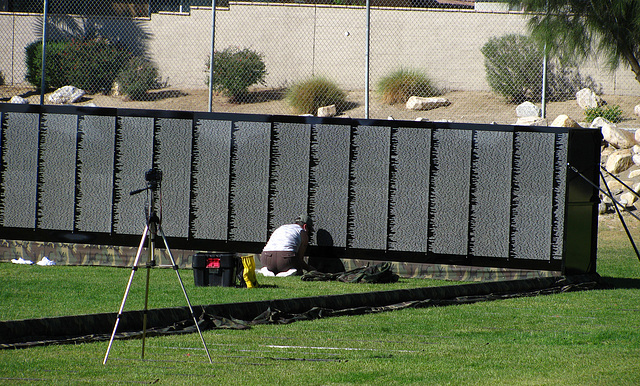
top-left (103, 168), bottom-right (212, 364)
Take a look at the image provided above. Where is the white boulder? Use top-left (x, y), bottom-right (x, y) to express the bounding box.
top-left (48, 85), bottom-right (85, 104)
top-left (576, 88), bottom-right (605, 110)
top-left (515, 116), bottom-right (546, 126)
top-left (620, 191), bottom-right (638, 207)
top-left (9, 96), bottom-right (28, 104)
top-left (602, 124), bottom-right (636, 149)
top-left (317, 104), bottom-right (337, 117)
top-left (550, 114), bottom-right (581, 128)
top-left (590, 117), bottom-right (612, 129)
top-left (606, 149), bottom-right (634, 174)
top-left (515, 101), bottom-right (540, 117)
top-left (405, 96), bottom-right (450, 111)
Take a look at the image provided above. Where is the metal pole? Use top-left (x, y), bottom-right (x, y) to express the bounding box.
top-left (364, 0), bottom-right (371, 119)
top-left (40, 0), bottom-right (49, 104)
top-left (207, 0), bottom-right (217, 113)
top-left (540, 0), bottom-right (548, 119)
top-left (140, 221), bottom-right (154, 359)
top-left (541, 42), bottom-right (547, 119)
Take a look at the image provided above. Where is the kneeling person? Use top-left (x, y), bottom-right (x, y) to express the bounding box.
top-left (260, 215), bottom-right (315, 276)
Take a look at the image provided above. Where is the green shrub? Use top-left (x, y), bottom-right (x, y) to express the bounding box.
top-left (25, 40), bottom-right (70, 91)
top-left (584, 105), bottom-right (623, 123)
top-left (205, 47), bottom-right (267, 102)
top-left (25, 39), bottom-right (132, 92)
top-left (376, 68), bottom-right (440, 105)
top-left (115, 57), bottom-right (160, 100)
top-left (285, 76), bottom-right (346, 115)
top-left (481, 34), bottom-right (601, 104)
top-left (546, 67), bottom-right (602, 102)
top-left (482, 34), bottom-right (544, 103)
top-left (64, 39), bottom-right (133, 93)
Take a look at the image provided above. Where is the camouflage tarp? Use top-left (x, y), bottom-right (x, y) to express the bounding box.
top-left (0, 274), bottom-right (602, 349)
top-left (0, 239), bottom-right (192, 267)
top-left (1, 239), bottom-right (556, 281)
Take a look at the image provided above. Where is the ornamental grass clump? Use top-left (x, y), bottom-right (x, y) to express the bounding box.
top-left (206, 47), bottom-right (267, 102)
top-left (285, 76), bottom-right (346, 115)
top-left (376, 68), bottom-right (440, 105)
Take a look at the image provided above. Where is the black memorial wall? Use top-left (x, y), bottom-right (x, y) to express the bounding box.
top-left (0, 104), bottom-right (601, 273)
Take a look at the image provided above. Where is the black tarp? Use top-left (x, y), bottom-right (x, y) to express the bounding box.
top-left (0, 275), bottom-right (603, 349)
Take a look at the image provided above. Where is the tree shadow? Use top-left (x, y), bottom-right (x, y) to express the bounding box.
top-left (136, 89), bottom-right (189, 101)
top-left (337, 101), bottom-right (359, 114)
top-left (33, 14), bottom-right (151, 57)
top-left (19, 89), bottom-right (39, 98)
top-left (0, 88), bottom-right (38, 102)
top-left (230, 88), bottom-right (286, 104)
top-left (227, 90), bottom-right (359, 116)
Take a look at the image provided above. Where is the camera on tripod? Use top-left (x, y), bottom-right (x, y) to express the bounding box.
top-left (145, 168), bottom-right (162, 191)
top-left (105, 166), bottom-right (212, 364)
top-left (130, 168), bottom-right (163, 196)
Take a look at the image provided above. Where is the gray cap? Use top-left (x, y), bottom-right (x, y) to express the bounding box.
top-left (295, 214), bottom-right (313, 230)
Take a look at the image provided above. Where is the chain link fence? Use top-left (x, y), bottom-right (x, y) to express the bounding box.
top-left (0, 0), bottom-right (637, 122)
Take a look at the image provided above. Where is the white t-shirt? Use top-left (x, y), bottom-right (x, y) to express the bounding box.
top-left (262, 224), bottom-right (303, 252)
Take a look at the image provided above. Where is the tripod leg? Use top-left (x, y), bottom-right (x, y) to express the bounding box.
top-left (103, 224), bottom-right (150, 365)
top-left (157, 225), bottom-right (213, 364)
top-left (141, 222), bottom-right (156, 360)
top-left (600, 170), bottom-right (640, 262)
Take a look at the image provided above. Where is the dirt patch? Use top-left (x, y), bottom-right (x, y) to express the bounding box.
top-left (3, 85), bottom-right (640, 127)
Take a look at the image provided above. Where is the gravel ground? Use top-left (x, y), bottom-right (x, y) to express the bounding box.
top-left (2, 85), bottom-right (640, 127)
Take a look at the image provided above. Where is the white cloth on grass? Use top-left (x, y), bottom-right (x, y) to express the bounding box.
top-left (37, 257), bottom-right (56, 266)
top-left (11, 258), bottom-right (34, 265)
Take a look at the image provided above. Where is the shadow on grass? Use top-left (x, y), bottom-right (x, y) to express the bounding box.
top-left (599, 276), bottom-right (640, 289)
top-left (0, 275), bottom-right (600, 349)
top-left (255, 283), bottom-right (278, 288)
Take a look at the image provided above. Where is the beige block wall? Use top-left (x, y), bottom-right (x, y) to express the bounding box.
top-left (0, 13), bottom-right (39, 86)
top-left (1, 5), bottom-right (639, 95)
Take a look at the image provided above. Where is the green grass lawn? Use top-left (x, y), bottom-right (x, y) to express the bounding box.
top-left (0, 264), bottom-right (455, 321)
top-left (1, 218), bottom-right (639, 384)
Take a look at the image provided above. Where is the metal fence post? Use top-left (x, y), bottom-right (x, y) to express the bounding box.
top-left (365, 0), bottom-right (371, 119)
top-left (0, 1), bottom-right (626, 121)
top-left (39, 0), bottom-right (48, 104)
top-left (541, 42), bottom-right (547, 119)
top-left (207, 0), bottom-right (217, 113)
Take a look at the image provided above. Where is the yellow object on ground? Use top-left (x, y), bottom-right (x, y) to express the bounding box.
top-left (241, 255), bottom-right (258, 288)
